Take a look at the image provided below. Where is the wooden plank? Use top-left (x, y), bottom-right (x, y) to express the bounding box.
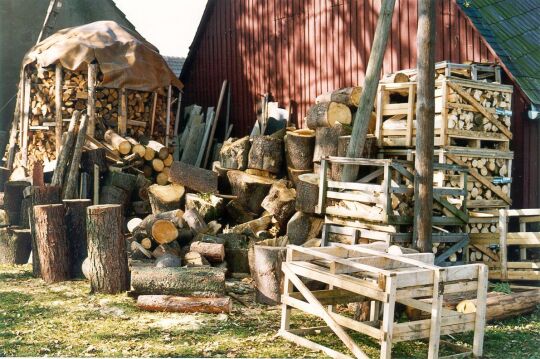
top-left (87, 63), bottom-right (97, 138)
top-left (279, 330), bottom-right (353, 359)
top-left (405, 83), bottom-right (415, 146)
top-left (380, 276), bottom-right (397, 359)
top-left (428, 269), bottom-right (443, 359)
top-left (202, 80), bottom-right (228, 169)
top-left (506, 232), bottom-right (540, 245)
top-left (503, 208), bottom-right (540, 217)
top-left (473, 265), bottom-right (488, 357)
top-left (119, 88), bottom-right (127, 136)
top-left (55, 64), bottom-right (63, 151)
top-left (195, 107), bottom-right (215, 167)
top-left (287, 288), bottom-right (366, 306)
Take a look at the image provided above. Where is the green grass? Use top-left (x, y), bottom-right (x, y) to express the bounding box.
top-left (1, 264), bottom-right (539, 358)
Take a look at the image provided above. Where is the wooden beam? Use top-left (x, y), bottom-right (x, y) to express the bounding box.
top-left (55, 64), bottom-right (63, 152)
top-left (87, 63), bottom-right (97, 137)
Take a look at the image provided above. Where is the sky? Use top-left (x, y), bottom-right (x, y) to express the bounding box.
top-left (112, 0), bottom-right (207, 58)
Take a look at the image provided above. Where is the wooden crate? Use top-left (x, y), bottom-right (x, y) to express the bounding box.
top-left (374, 77), bottom-right (513, 149)
top-left (279, 243), bottom-right (488, 359)
top-left (399, 61), bottom-right (502, 83)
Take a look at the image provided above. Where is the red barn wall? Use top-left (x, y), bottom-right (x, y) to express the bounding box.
top-left (181, 0), bottom-right (539, 209)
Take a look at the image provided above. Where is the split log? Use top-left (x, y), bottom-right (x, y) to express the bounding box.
top-left (130, 266), bottom-right (226, 297)
top-left (183, 209), bottom-right (208, 233)
top-left (247, 135), bottom-right (283, 174)
top-left (285, 129), bottom-right (315, 170)
top-left (141, 238), bottom-right (153, 250)
top-left (219, 136), bottom-right (250, 170)
top-left (136, 295), bottom-right (231, 314)
top-left (0, 227), bottom-right (32, 265)
top-left (147, 184), bottom-right (185, 214)
top-left (152, 158), bottom-right (165, 172)
top-left (227, 170), bottom-right (275, 214)
top-left (104, 171), bottom-right (138, 193)
top-left (155, 253), bottom-right (182, 268)
top-left (151, 219), bottom-right (179, 244)
top-left (63, 199), bottom-right (91, 278)
top-left (146, 140), bottom-right (169, 160)
top-left (313, 124), bottom-right (349, 163)
top-left (306, 102), bottom-right (352, 129)
top-left (315, 87), bottom-right (363, 108)
top-left (184, 251), bottom-right (210, 267)
top-left (190, 241), bottom-right (225, 263)
top-left (104, 129), bottom-right (131, 155)
top-left (169, 161), bottom-right (218, 193)
top-left (4, 181), bottom-right (31, 225)
top-left (185, 193), bottom-right (224, 222)
top-left (33, 204), bottom-right (69, 283)
top-left (248, 244), bottom-right (286, 305)
top-left (295, 173), bottom-right (319, 213)
top-left (51, 111), bottom-right (80, 186)
top-left (226, 200), bottom-right (256, 224)
top-left (261, 181), bottom-right (297, 227)
top-left (286, 211), bottom-right (324, 245)
top-left (86, 204), bottom-right (129, 294)
top-left (64, 114), bottom-right (88, 199)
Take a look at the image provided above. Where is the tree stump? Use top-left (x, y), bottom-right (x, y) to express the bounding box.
top-left (285, 129), bottom-right (315, 170)
top-left (147, 184), bottom-right (185, 214)
top-left (248, 244), bottom-right (287, 305)
top-left (247, 135), bottom-right (283, 174)
top-left (227, 170), bottom-right (275, 214)
top-left (33, 204), bottom-right (69, 283)
top-left (306, 101), bottom-right (352, 129)
top-left (295, 173), bottom-right (319, 213)
top-left (86, 204), bottom-right (129, 294)
top-left (4, 181), bottom-right (31, 226)
top-left (64, 199), bottom-right (91, 278)
top-left (0, 227), bottom-right (32, 265)
top-left (220, 136), bottom-right (250, 170)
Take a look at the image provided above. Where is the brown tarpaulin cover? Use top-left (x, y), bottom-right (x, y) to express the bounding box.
top-left (22, 21), bottom-right (183, 92)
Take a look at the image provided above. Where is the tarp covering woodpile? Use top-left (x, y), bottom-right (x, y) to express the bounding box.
top-left (21, 20), bottom-right (183, 93)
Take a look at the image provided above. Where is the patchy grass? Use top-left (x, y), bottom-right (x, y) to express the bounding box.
top-left (1, 264), bottom-right (539, 358)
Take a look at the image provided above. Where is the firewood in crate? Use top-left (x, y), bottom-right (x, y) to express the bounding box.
top-left (306, 101), bottom-right (352, 129)
top-left (227, 170), bottom-right (275, 214)
top-left (219, 136), bottom-right (250, 170)
top-left (285, 129), bottom-right (315, 170)
top-left (315, 86), bottom-right (363, 108)
top-left (261, 181), bottom-right (297, 228)
top-left (147, 184), bottom-right (185, 214)
top-left (247, 135), bottom-right (283, 174)
top-left (104, 129), bottom-right (131, 155)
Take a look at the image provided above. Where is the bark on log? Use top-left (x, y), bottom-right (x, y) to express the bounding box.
top-left (147, 184), bottom-right (185, 214)
top-left (0, 227), bottom-right (31, 265)
top-left (86, 204), bottom-right (129, 294)
top-left (261, 181), bottom-right (297, 227)
top-left (168, 161), bottom-right (218, 194)
top-left (227, 215), bottom-right (273, 236)
top-left (287, 167), bottom-right (312, 187)
top-left (248, 244), bottom-right (286, 305)
top-left (64, 114), bottom-right (88, 199)
top-left (313, 124), bottom-right (350, 163)
top-left (99, 185), bottom-right (129, 208)
top-left (212, 161), bottom-right (231, 193)
top-left (295, 173), bottom-right (319, 213)
top-left (219, 136), bottom-right (250, 170)
top-left (217, 233), bottom-right (250, 274)
top-left (130, 266), bottom-right (226, 297)
top-left (227, 170), bottom-right (275, 214)
top-left (306, 102), bottom-right (352, 129)
top-left (185, 193), bottom-right (224, 222)
top-left (33, 204), bottom-right (69, 283)
top-left (132, 201), bottom-right (152, 215)
top-left (190, 241), bottom-right (225, 263)
top-left (104, 129), bottom-right (131, 155)
top-left (4, 181), bottom-right (31, 226)
top-left (315, 87), bottom-right (363, 108)
top-left (286, 211), bottom-right (324, 245)
top-left (104, 171), bottom-right (138, 193)
top-left (183, 209), bottom-right (208, 233)
top-left (247, 136), bottom-right (283, 174)
top-left (285, 129), bottom-right (315, 170)
top-left (52, 111), bottom-right (80, 186)
top-left (136, 295), bottom-right (231, 314)
top-left (63, 199), bottom-right (91, 278)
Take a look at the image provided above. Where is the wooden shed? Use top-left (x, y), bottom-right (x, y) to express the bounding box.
top-left (180, 0), bottom-right (540, 209)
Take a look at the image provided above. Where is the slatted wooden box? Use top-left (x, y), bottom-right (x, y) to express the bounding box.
top-left (374, 77), bottom-right (513, 149)
top-left (279, 243), bottom-right (488, 359)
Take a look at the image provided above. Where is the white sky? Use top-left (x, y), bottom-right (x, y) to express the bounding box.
top-left (112, 0), bottom-right (207, 58)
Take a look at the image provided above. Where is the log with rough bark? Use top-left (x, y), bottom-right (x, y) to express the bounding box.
top-left (261, 181), bottom-right (296, 227)
top-left (0, 227), bottom-right (32, 265)
top-left (295, 173), bottom-right (319, 213)
top-left (306, 102), bottom-right (352, 129)
top-left (315, 87), bottom-right (363, 108)
top-left (64, 115), bottom-right (89, 199)
top-left (147, 184), bottom-right (185, 214)
top-left (285, 129), bottom-right (315, 170)
top-left (33, 204), bottom-right (69, 283)
top-left (248, 244), bottom-right (287, 305)
top-left (185, 193), bottom-right (224, 222)
top-left (168, 161), bottom-right (218, 193)
top-left (86, 204), bottom-right (129, 294)
top-left (136, 295), bottom-right (231, 313)
top-left (130, 266), bottom-right (226, 296)
top-left (51, 111), bottom-right (80, 186)
top-left (247, 135), bottom-right (283, 174)
top-left (227, 170), bottom-right (275, 214)
top-left (104, 129), bottom-right (131, 155)
top-left (63, 199), bottom-right (91, 278)
top-left (183, 209), bottom-right (208, 233)
top-left (286, 211), bottom-right (324, 245)
top-left (219, 136), bottom-right (250, 170)
top-left (217, 233), bottom-right (250, 274)
top-left (190, 241), bottom-right (225, 263)
top-left (313, 124), bottom-right (350, 163)
top-left (287, 167), bottom-right (312, 187)
top-left (4, 181), bottom-right (31, 226)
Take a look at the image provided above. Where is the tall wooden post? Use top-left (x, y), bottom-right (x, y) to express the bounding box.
top-left (342, 0), bottom-right (396, 181)
top-left (55, 64), bottom-right (63, 152)
top-left (87, 63), bottom-right (97, 137)
top-left (413, 0), bottom-right (436, 252)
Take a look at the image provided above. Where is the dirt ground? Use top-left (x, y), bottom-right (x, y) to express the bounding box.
top-left (1, 264), bottom-right (539, 358)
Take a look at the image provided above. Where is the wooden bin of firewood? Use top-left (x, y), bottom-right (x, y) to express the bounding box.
top-left (374, 77), bottom-right (513, 149)
top-left (279, 244), bottom-right (488, 359)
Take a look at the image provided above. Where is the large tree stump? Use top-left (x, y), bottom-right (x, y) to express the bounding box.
top-left (147, 184), bottom-right (185, 214)
top-left (306, 101), bottom-right (352, 129)
top-left (286, 211), bottom-right (324, 245)
top-left (227, 170), bottom-right (275, 214)
top-left (315, 86), bottom-right (363, 107)
top-left (220, 136), bottom-right (250, 170)
top-left (261, 181), bottom-right (297, 228)
top-left (64, 199), bottom-right (91, 278)
top-left (86, 204), bottom-right (129, 294)
top-left (247, 135), bottom-right (283, 174)
top-left (248, 244), bottom-right (287, 305)
top-left (4, 181), bottom-right (31, 226)
top-left (295, 173), bottom-right (319, 213)
top-left (0, 227), bottom-right (32, 265)
top-left (33, 204), bottom-right (69, 283)
top-left (130, 266), bottom-right (226, 297)
top-left (136, 295), bottom-right (231, 314)
top-left (285, 129), bottom-right (315, 170)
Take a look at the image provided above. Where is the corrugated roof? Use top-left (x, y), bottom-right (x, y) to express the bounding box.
top-left (458, 0), bottom-right (540, 104)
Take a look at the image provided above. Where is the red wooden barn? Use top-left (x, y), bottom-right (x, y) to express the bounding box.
top-left (180, 0), bottom-right (540, 209)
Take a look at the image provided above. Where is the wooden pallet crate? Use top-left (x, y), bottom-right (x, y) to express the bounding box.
top-left (279, 243), bottom-right (488, 359)
top-left (399, 61), bottom-right (502, 83)
top-left (374, 77), bottom-right (513, 149)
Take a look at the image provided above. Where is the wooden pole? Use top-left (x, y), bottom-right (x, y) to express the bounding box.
top-left (165, 85), bottom-right (172, 147)
top-left (87, 63), bottom-right (97, 137)
top-left (119, 88), bottom-right (127, 136)
top-left (21, 74), bottom-right (31, 167)
top-left (413, 0), bottom-right (436, 252)
top-left (55, 64), bottom-right (63, 152)
top-left (341, 0), bottom-right (396, 182)
top-left (64, 114), bottom-right (88, 199)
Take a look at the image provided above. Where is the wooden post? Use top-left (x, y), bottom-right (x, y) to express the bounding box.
top-left (342, 0), bottom-right (396, 181)
top-left (93, 164), bottom-right (99, 205)
top-left (64, 114), bottom-right (88, 199)
top-left (119, 88), bottom-right (127, 136)
top-left (21, 74), bottom-right (31, 167)
top-left (64, 199), bottom-right (91, 278)
top-left (7, 73), bottom-right (24, 170)
top-left (55, 64), bottom-right (63, 152)
top-left (87, 63), bottom-right (97, 137)
top-left (203, 80), bottom-right (228, 169)
top-left (51, 111), bottom-right (81, 187)
top-left (165, 85), bottom-right (172, 147)
top-left (150, 92), bottom-right (158, 136)
top-left (86, 204), bottom-right (129, 294)
top-left (413, 0), bottom-right (436, 253)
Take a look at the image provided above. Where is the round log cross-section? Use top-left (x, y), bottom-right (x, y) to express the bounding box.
top-left (86, 204), bottom-right (129, 294)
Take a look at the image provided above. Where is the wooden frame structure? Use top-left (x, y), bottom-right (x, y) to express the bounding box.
top-left (279, 244), bottom-right (488, 359)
